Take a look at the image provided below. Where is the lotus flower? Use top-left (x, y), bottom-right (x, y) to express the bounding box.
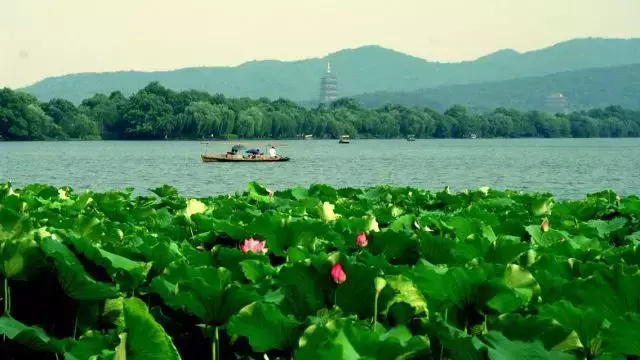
top-left (356, 232), bottom-right (368, 247)
top-left (240, 238), bottom-right (268, 254)
top-left (267, 189), bottom-right (274, 197)
top-left (330, 263), bottom-right (346, 284)
top-left (541, 218), bottom-right (549, 232)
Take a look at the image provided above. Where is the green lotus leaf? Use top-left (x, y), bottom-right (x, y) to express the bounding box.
top-left (63, 330), bottom-right (119, 360)
top-left (379, 274), bottom-right (428, 318)
top-left (39, 236), bottom-right (119, 300)
top-left (583, 217), bottom-right (627, 239)
top-left (245, 181), bottom-right (274, 203)
top-left (368, 229), bottom-right (419, 265)
top-left (0, 315), bottom-right (68, 353)
top-left (121, 297), bottom-right (181, 360)
top-left (149, 261), bottom-right (231, 323)
top-left (318, 201), bottom-right (339, 222)
top-left (334, 262), bottom-right (381, 318)
top-left (227, 301), bottom-right (301, 353)
top-left (539, 300), bottom-right (605, 358)
top-left (474, 331), bottom-right (575, 360)
top-left (278, 262), bottom-right (328, 319)
top-left (308, 184), bottom-right (339, 203)
top-left (0, 229), bottom-right (47, 280)
top-left (150, 185), bottom-right (179, 198)
top-left (239, 258), bottom-right (274, 283)
top-left (149, 261), bottom-right (257, 324)
top-left (487, 314), bottom-right (579, 352)
top-left (602, 314), bottom-right (640, 356)
top-left (63, 232), bottom-right (151, 291)
top-left (294, 318), bottom-right (430, 360)
top-left (290, 186), bottom-right (310, 200)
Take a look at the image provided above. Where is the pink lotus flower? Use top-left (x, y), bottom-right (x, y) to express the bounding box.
top-left (267, 189), bottom-right (274, 197)
top-left (330, 263), bottom-right (346, 284)
top-left (356, 232), bottom-right (368, 247)
top-left (240, 238), bottom-right (268, 254)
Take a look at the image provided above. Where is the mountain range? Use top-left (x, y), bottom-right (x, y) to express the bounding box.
top-left (19, 37), bottom-right (640, 110)
top-left (352, 63), bottom-right (640, 112)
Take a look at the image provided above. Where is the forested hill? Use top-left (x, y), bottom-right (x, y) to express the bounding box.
top-left (21, 37), bottom-right (640, 104)
top-left (2, 82), bottom-right (640, 141)
top-left (351, 63), bottom-right (640, 112)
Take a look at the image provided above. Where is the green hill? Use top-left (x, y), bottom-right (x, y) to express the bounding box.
top-left (21, 37), bottom-right (640, 104)
top-left (351, 63), bottom-right (640, 111)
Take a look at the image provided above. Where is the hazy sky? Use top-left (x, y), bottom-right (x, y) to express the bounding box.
top-left (1, 0), bottom-right (639, 88)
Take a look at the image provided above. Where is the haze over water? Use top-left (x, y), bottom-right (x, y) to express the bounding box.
top-left (1, 138), bottom-right (639, 199)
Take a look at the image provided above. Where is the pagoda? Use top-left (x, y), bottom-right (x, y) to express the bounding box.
top-left (544, 92), bottom-right (570, 114)
top-left (319, 61), bottom-right (338, 104)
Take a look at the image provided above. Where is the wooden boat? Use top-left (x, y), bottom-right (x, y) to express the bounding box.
top-left (338, 135), bottom-right (350, 144)
top-left (407, 135), bottom-right (416, 141)
top-left (201, 154), bottom-right (290, 162)
top-left (303, 134), bottom-right (313, 140)
top-left (200, 141), bottom-right (290, 163)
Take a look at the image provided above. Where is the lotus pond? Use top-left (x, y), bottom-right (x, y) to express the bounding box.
top-left (0, 182), bottom-right (639, 359)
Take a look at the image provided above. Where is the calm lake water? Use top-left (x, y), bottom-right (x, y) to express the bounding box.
top-left (1, 139), bottom-right (639, 199)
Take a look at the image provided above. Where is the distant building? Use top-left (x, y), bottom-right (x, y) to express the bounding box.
top-left (544, 92), bottom-right (570, 114)
top-left (319, 61), bottom-right (338, 104)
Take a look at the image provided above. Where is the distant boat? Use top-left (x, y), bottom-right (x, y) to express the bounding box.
top-left (339, 135), bottom-right (350, 144)
top-left (304, 134), bottom-right (313, 140)
top-left (407, 135), bottom-right (416, 141)
top-left (470, 133), bottom-right (477, 139)
top-left (201, 154), bottom-right (290, 162)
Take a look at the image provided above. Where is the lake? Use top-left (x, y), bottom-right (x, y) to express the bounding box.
top-left (1, 138), bottom-right (639, 199)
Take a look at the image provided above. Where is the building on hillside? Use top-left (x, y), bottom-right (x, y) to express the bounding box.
top-left (319, 61), bottom-right (338, 104)
top-left (544, 92), bottom-right (570, 114)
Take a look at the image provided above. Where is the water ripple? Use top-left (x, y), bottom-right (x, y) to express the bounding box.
top-left (1, 138), bottom-right (639, 199)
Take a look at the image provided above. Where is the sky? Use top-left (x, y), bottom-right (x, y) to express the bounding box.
top-left (1, 0), bottom-right (639, 88)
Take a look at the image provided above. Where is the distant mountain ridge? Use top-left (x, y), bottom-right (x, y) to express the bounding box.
top-left (20, 37), bottom-right (640, 104)
top-left (350, 63), bottom-right (640, 112)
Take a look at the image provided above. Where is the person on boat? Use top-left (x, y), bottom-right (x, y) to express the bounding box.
top-left (268, 145), bottom-right (277, 158)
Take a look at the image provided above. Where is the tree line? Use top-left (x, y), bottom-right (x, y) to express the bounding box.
top-left (1, 81), bottom-right (640, 141)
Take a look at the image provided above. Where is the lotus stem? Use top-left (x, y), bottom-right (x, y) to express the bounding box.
top-left (440, 308), bottom-right (448, 359)
top-left (73, 309), bottom-right (78, 339)
top-left (2, 277), bottom-right (6, 342)
top-left (372, 277), bottom-right (386, 331)
top-left (3, 277), bottom-right (9, 315)
top-left (212, 326), bottom-right (219, 360)
top-left (373, 291), bottom-right (379, 331)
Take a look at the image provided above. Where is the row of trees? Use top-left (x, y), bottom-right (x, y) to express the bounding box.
top-left (2, 82), bottom-right (640, 141)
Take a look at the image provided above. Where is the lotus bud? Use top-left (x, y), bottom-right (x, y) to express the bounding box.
top-left (541, 218), bottom-right (549, 232)
top-left (374, 277), bottom-right (387, 293)
top-left (356, 232), bottom-right (368, 247)
top-left (330, 263), bottom-right (346, 284)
